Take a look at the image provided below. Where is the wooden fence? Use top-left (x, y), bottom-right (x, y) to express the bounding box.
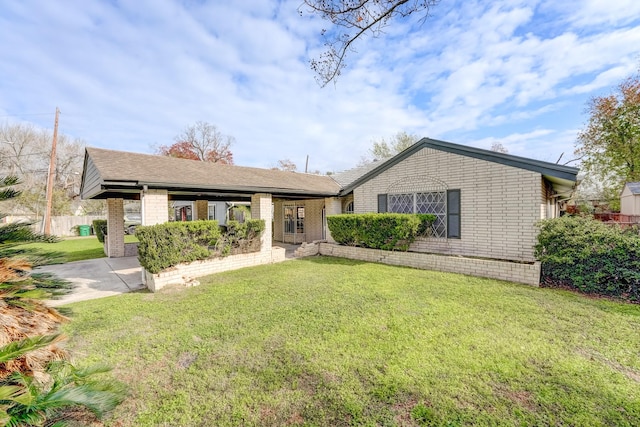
top-left (593, 213), bottom-right (640, 228)
top-left (4, 215), bottom-right (106, 237)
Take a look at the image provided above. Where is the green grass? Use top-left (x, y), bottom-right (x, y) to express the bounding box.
top-left (63, 257), bottom-right (640, 426)
top-left (16, 235), bottom-right (138, 263)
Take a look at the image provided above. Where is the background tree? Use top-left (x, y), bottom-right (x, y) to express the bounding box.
top-left (575, 68), bottom-right (640, 209)
top-left (157, 121), bottom-right (235, 164)
top-left (360, 131), bottom-right (419, 165)
top-left (490, 142), bottom-right (509, 154)
top-left (299, 0), bottom-right (440, 86)
top-left (272, 158), bottom-right (298, 172)
top-left (0, 123), bottom-right (85, 218)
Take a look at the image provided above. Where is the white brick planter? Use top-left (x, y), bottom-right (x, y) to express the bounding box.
top-left (143, 247), bottom-right (286, 292)
top-left (318, 243), bottom-right (541, 286)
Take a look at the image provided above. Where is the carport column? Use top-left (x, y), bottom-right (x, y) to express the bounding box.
top-left (324, 197), bottom-right (343, 243)
top-left (141, 189), bottom-right (169, 226)
top-left (106, 198), bottom-right (125, 258)
top-left (251, 193), bottom-right (272, 252)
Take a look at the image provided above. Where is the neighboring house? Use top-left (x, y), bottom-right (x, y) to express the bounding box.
top-left (80, 138), bottom-right (578, 264)
top-left (620, 182), bottom-right (640, 216)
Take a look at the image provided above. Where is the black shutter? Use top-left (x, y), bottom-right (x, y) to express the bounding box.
top-left (378, 194), bottom-right (387, 213)
top-left (447, 190), bottom-right (460, 239)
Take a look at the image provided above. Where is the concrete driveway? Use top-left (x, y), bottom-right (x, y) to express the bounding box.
top-left (36, 256), bottom-right (146, 306)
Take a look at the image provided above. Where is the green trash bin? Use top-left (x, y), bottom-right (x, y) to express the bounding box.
top-left (78, 225), bottom-right (91, 236)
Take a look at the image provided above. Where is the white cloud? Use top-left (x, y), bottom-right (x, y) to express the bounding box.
top-left (0, 0), bottom-right (638, 174)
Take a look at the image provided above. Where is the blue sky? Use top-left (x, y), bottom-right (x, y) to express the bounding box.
top-left (1, 0), bottom-right (639, 173)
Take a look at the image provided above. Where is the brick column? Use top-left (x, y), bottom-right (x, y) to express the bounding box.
top-left (251, 193), bottom-right (272, 252)
top-left (106, 198), bottom-right (125, 257)
top-left (324, 197), bottom-right (343, 243)
top-left (141, 189), bottom-right (169, 226)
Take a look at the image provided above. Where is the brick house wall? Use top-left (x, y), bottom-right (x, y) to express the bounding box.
top-left (353, 147), bottom-right (546, 263)
top-left (273, 198), bottom-right (326, 243)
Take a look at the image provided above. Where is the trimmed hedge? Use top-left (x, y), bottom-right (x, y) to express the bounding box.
top-left (535, 216), bottom-right (640, 302)
top-left (327, 213), bottom-right (435, 251)
top-left (93, 219), bottom-right (107, 243)
top-left (136, 219), bottom-right (265, 274)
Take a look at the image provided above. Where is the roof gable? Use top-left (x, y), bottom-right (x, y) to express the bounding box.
top-left (340, 138), bottom-right (580, 194)
top-left (625, 182), bottom-right (640, 195)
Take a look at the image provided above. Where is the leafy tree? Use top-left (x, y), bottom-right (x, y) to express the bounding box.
top-left (272, 158), bottom-right (298, 172)
top-left (299, 0), bottom-right (440, 86)
top-left (158, 121), bottom-right (235, 164)
top-left (361, 131), bottom-right (418, 164)
top-left (0, 176), bottom-right (124, 424)
top-left (575, 68), bottom-right (640, 205)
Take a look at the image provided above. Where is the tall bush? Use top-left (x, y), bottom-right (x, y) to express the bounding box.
top-left (327, 213), bottom-right (432, 251)
top-left (93, 219), bottom-right (107, 243)
top-left (535, 216), bottom-right (640, 301)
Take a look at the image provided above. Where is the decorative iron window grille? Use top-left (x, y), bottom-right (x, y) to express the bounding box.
top-left (388, 192), bottom-right (447, 238)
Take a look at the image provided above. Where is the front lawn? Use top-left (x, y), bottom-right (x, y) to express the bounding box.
top-left (16, 235), bottom-right (138, 263)
top-left (64, 257), bottom-right (640, 426)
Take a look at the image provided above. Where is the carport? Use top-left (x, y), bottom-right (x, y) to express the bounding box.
top-left (80, 147), bottom-right (343, 257)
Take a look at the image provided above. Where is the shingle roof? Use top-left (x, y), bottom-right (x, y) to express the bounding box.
top-left (81, 147), bottom-right (341, 199)
top-left (626, 182), bottom-right (640, 195)
top-left (331, 160), bottom-right (388, 187)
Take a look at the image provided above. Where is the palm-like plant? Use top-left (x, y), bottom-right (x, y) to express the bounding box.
top-left (0, 176), bottom-right (125, 425)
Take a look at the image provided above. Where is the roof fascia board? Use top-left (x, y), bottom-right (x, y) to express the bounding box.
top-left (100, 180), bottom-right (338, 198)
top-left (424, 139), bottom-right (579, 181)
top-left (341, 138), bottom-right (579, 194)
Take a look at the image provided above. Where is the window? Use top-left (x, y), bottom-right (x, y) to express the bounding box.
top-left (344, 201), bottom-right (354, 214)
top-left (207, 203), bottom-right (216, 221)
top-left (172, 201), bottom-right (193, 222)
top-left (381, 190), bottom-right (460, 239)
top-left (284, 205), bottom-right (305, 234)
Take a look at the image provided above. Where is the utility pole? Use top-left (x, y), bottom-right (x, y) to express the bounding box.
top-left (42, 107), bottom-right (59, 235)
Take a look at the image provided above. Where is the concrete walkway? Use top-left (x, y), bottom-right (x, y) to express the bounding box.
top-left (36, 256), bottom-right (145, 307)
top-left (35, 244), bottom-right (301, 306)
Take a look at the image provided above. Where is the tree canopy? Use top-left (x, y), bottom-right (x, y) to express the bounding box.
top-left (360, 131), bottom-right (419, 165)
top-left (575, 68), bottom-right (640, 204)
top-left (272, 158), bottom-right (298, 172)
top-left (158, 121), bottom-right (235, 164)
top-left (0, 123), bottom-right (86, 217)
top-left (300, 0), bottom-right (440, 86)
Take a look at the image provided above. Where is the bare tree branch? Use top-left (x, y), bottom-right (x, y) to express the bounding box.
top-left (300, 0), bottom-right (440, 87)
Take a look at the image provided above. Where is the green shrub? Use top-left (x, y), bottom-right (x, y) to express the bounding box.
top-left (416, 214), bottom-right (437, 237)
top-left (535, 216), bottom-right (640, 301)
top-left (93, 219), bottom-right (107, 243)
top-left (136, 219), bottom-right (265, 274)
top-left (327, 213), bottom-right (422, 251)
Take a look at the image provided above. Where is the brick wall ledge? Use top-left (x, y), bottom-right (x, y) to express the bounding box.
top-left (318, 243), bottom-right (540, 286)
top-left (143, 247), bottom-right (286, 292)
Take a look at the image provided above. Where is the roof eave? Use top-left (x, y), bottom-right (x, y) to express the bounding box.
top-left (341, 137), bottom-right (580, 193)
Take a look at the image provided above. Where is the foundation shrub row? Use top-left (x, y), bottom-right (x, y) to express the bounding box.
top-left (327, 213), bottom-right (436, 251)
top-left (136, 219), bottom-right (265, 274)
